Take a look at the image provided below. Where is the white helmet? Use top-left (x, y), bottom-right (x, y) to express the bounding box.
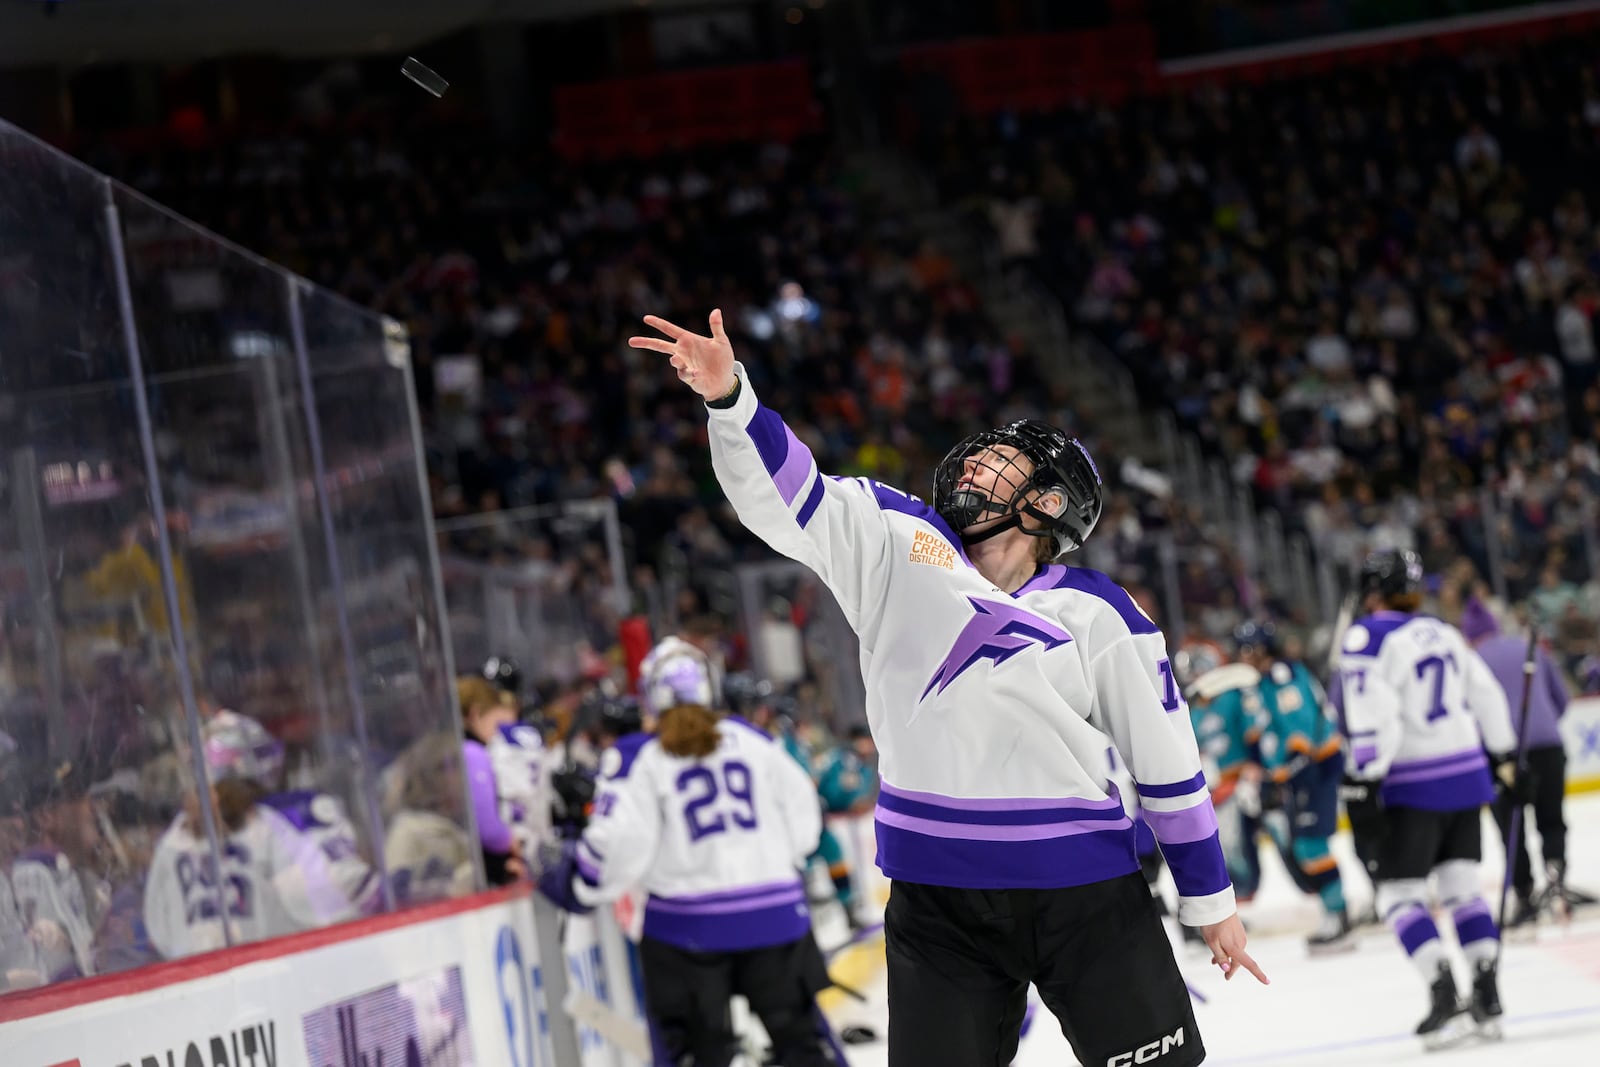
top-left (202, 709), bottom-right (285, 786)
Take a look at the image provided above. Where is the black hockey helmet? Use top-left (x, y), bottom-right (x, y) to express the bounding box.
top-left (1232, 620), bottom-right (1278, 657)
top-left (1358, 548), bottom-right (1423, 602)
top-left (481, 655), bottom-right (523, 699)
top-left (588, 691), bottom-right (643, 739)
top-left (933, 419), bottom-right (1103, 557)
top-left (722, 672), bottom-right (774, 716)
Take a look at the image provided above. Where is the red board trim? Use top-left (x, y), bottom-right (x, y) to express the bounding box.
top-left (0, 884), bottom-right (527, 1025)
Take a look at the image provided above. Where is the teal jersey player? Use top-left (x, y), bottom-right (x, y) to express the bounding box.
top-left (1254, 659), bottom-right (1341, 779)
top-left (1186, 664), bottom-right (1268, 792)
top-left (817, 742), bottom-right (878, 815)
top-left (1234, 621), bottom-right (1351, 952)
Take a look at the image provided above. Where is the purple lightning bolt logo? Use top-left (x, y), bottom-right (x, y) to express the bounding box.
top-left (921, 597), bottom-right (1074, 701)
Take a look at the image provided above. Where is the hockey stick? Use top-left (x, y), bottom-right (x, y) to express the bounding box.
top-left (1493, 622), bottom-right (1540, 972)
top-left (564, 988), bottom-right (655, 1061)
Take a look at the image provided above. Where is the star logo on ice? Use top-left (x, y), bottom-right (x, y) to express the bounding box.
top-left (921, 597), bottom-right (1073, 701)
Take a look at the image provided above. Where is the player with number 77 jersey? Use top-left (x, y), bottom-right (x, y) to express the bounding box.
top-left (1336, 548), bottom-right (1518, 1047)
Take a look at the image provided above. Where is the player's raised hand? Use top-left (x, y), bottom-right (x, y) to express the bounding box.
top-left (629, 310), bottom-right (738, 400)
top-left (1201, 913), bottom-right (1269, 985)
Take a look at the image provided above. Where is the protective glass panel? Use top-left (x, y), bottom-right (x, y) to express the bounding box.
top-left (110, 183), bottom-right (386, 950)
top-left (0, 124), bottom-right (220, 989)
top-left (295, 285), bottom-right (475, 907)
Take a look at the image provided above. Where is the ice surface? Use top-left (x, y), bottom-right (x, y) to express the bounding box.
top-left (819, 794), bottom-right (1600, 1066)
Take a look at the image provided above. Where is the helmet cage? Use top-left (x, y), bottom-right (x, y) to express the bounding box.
top-left (933, 420), bottom-right (1102, 559)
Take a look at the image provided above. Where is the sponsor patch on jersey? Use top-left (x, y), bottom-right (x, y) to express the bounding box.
top-left (599, 747), bottom-right (623, 780)
top-left (1341, 624), bottom-right (1371, 652)
top-left (908, 529), bottom-right (957, 570)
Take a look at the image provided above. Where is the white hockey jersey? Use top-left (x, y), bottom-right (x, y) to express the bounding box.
top-left (489, 722), bottom-right (551, 852)
top-left (7, 849), bottom-right (96, 982)
top-left (573, 718), bottom-right (822, 952)
top-left (705, 367), bottom-right (1233, 925)
top-left (1337, 611), bottom-right (1515, 811)
top-left (638, 636), bottom-right (719, 716)
top-left (144, 800), bottom-right (366, 960)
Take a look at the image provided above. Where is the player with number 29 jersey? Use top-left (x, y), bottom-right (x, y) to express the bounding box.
top-left (571, 713), bottom-right (822, 952)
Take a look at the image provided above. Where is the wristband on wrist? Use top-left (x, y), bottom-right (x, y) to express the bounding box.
top-left (706, 375), bottom-right (741, 409)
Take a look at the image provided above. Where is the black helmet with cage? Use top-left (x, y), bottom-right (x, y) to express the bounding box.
top-left (933, 419), bottom-right (1104, 559)
top-left (481, 655), bottom-right (523, 699)
top-left (1358, 548), bottom-right (1424, 603)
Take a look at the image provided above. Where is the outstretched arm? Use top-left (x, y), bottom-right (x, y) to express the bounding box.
top-left (631, 311), bottom-right (907, 636)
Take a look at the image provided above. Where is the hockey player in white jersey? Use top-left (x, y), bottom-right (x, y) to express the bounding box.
top-left (144, 710), bottom-right (376, 959)
top-left (631, 310), bottom-right (1263, 1067)
top-left (539, 700), bottom-right (832, 1066)
top-left (1337, 549), bottom-right (1519, 1046)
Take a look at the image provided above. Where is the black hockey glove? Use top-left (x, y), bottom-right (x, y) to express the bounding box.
top-left (1491, 754), bottom-right (1536, 805)
top-left (1339, 773), bottom-right (1384, 835)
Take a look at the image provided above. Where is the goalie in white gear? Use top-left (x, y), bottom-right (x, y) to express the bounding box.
top-left (539, 700), bottom-right (834, 1067)
top-left (144, 708), bottom-right (378, 959)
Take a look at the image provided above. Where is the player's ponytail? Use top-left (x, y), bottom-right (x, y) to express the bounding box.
top-left (657, 703), bottom-right (721, 759)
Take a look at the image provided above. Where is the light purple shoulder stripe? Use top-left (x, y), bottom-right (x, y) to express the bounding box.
top-left (743, 404), bottom-right (816, 506)
top-left (1141, 800), bottom-right (1219, 845)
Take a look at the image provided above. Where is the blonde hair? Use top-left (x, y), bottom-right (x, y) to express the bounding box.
top-left (456, 676), bottom-right (501, 722)
top-left (657, 704), bottom-right (721, 759)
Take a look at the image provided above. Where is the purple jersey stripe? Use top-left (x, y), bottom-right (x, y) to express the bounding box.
top-left (1141, 801), bottom-right (1220, 845)
top-left (874, 815), bottom-right (1140, 889)
top-left (796, 471), bottom-right (826, 528)
top-left (876, 805), bottom-right (1133, 842)
top-left (643, 895), bottom-right (810, 953)
top-left (1015, 564), bottom-right (1068, 597)
top-left (877, 791), bottom-right (1125, 827)
top-left (1352, 743), bottom-right (1378, 765)
top-left (1381, 764), bottom-right (1493, 812)
top-left (1158, 831), bottom-right (1233, 899)
top-left (648, 887), bottom-right (804, 915)
top-left (576, 851), bottom-right (601, 885)
top-left (1137, 771), bottom-right (1208, 800)
top-left (879, 780), bottom-right (1125, 815)
top-left (1390, 748), bottom-right (1488, 776)
top-left (651, 878), bottom-right (803, 906)
top-left (1386, 753), bottom-right (1486, 786)
top-left (744, 403), bottom-right (790, 476)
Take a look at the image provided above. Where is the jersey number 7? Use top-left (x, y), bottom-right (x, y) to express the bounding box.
top-left (1414, 653), bottom-right (1458, 722)
top-left (676, 761), bottom-right (758, 842)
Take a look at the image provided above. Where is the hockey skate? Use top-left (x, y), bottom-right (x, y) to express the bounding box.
top-left (1416, 962), bottom-right (1471, 1051)
top-left (1533, 860), bottom-right (1574, 925)
top-left (1468, 959), bottom-right (1504, 1041)
top-left (1306, 910), bottom-right (1355, 956)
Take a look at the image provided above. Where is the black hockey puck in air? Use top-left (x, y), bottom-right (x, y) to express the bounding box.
top-left (841, 1026), bottom-right (878, 1044)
